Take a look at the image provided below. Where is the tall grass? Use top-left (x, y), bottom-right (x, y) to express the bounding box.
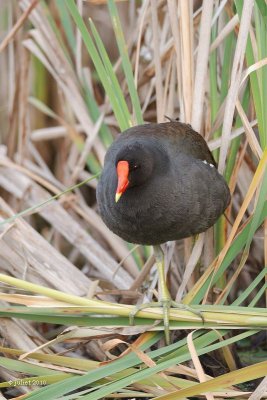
top-left (0, 0), bottom-right (266, 399)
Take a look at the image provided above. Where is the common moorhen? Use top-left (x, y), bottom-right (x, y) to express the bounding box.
top-left (97, 121), bottom-right (230, 343)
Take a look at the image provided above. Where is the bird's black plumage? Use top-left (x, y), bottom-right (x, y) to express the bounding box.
top-left (96, 122), bottom-right (230, 245)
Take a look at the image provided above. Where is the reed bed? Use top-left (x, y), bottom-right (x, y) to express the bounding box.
top-left (0, 0), bottom-right (266, 399)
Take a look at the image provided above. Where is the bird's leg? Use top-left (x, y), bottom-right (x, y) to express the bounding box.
top-left (129, 245), bottom-right (171, 344)
top-left (154, 245), bottom-right (204, 341)
top-left (129, 245), bottom-right (204, 345)
top-left (153, 244), bottom-right (171, 344)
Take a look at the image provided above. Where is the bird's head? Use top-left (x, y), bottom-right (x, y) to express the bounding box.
top-left (115, 143), bottom-right (156, 202)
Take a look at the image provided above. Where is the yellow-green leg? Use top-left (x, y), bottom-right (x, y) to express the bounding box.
top-left (129, 245), bottom-right (203, 345)
top-left (154, 245), bottom-right (172, 344)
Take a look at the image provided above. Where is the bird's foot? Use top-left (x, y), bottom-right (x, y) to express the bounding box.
top-left (129, 300), bottom-right (171, 344)
top-left (129, 300), bottom-right (203, 345)
top-left (169, 301), bottom-right (204, 323)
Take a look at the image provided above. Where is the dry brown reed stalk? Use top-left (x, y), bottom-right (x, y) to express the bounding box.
top-left (0, 0), bottom-right (38, 53)
top-left (178, 1), bottom-right (193, 123)
top-left (218, 0), bottom-right (254, 174)
top-left (191, 0), bottom-right (213, 133)
top-left (151, 2), bottom-right (164, 122)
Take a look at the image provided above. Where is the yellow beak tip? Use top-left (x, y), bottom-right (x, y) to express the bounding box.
top-left (115, 193), bottom-right (122, 203)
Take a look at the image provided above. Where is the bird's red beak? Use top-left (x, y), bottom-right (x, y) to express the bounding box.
top-left (115, 160), bottom-right (129, 202)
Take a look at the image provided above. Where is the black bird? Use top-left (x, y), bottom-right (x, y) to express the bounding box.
top-left (97, 122), bottom-right (230, 343)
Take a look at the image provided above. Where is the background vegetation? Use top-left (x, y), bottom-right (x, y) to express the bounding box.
top-left (0, 0), bottom-right (266, 398)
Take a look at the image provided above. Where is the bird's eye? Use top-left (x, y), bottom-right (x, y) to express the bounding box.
top-left (133, 164), bottom-right (139, 170)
